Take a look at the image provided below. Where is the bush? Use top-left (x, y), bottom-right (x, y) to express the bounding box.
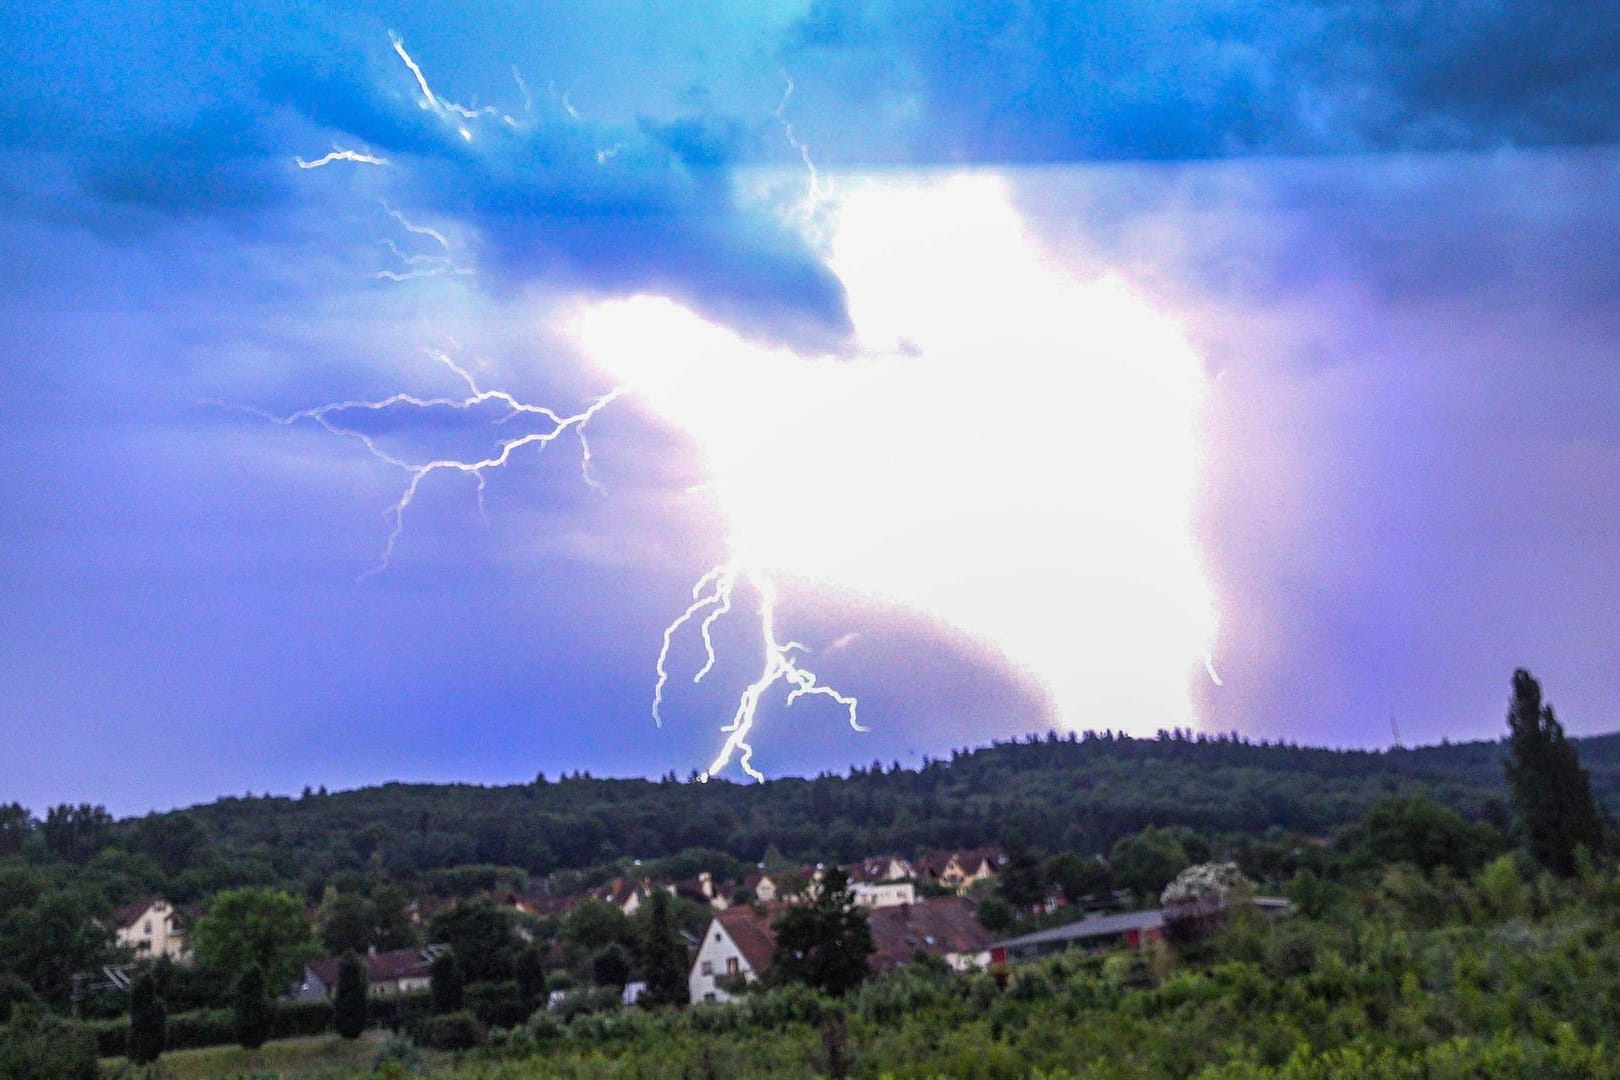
top-left (423, 1009), bottom-right (485, 1051)
top-left (166, 1009), bottom-right (235, 1051)
top-left (745, 982), bottom-right (835, 1029)
top-left (274, 998), bottom-right (334, 1039)
top-left (0, 974), bottom-right (41, 1024)
top-left (466, 980), bottom-right (530, 1029)
top-left (367, 989), bottom-right (433, 1031)
top-left (0, 1010), bottom-right (100, 1080)
top-left (370, 1033), bottom-right (424, 1073)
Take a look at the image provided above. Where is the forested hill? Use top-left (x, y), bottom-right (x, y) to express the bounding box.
top-left (81, 728), bottom-right (1620, 900)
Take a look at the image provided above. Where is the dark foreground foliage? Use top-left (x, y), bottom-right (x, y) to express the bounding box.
top-left (441, 864), bottom-right (1620, 1078)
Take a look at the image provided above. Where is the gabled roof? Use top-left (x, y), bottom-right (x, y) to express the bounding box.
top-left (306, 945), bottom-right (444, 989)
top-left (846, 856), bottom-right (912, 884)
top-left (868, 896), bottom-right (992, 971)
top-left (113, 898), bottom-right (168, 930)
top-left (714, 906), bottom-right (777, 973)
top-left (994, 909), bottom-right (1165, 951)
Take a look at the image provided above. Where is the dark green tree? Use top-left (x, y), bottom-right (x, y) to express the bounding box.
top-left (1363, 795), bottom-right (1501, 876)
top-left (997, 844), bottom-right (1046, 909)
top-left (514, 943), bottom-right (547, 1008)
top-left (334, 951), bottom-right (368, 1040)
top-left (1043, 852), bottom-right (1111, 905)
top-left (0, 803), bottom-right (35, 857)
top-left (770, 868), bottom-right (873, 996)
top-left (639, 889), bottom-right (690, 1006)
top-left (1505, 669), bottom-right (1607, 876)
top-left (232, 963), bottom-right (273, 1050)
top-left (127, 970), bottom-right (166, 1065)
top-left (975, 895), bottom-right (1014, 933)
top-left (320, 891), bottom-right (375, 957)
top-left (592, 943), bottom-right (631, 988)
top-left (427, 898), bottom-right (517, 983)
top-left (1109, 827), bottom-right (1189, 898)
top-left (191, 887), bottom-right (315, 991)
top-left (430, 949), bottom-right (465, 1014)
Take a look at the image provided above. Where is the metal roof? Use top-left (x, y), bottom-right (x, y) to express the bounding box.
top-left (995, 908), bottom-right (1164, 951)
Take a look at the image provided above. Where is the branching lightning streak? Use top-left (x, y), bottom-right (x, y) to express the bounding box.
top-left (687, 570), bottom-right (865, 783)
top-left (244, 351), bottom-right (621, 575)
top-left (297, 147), bottom-right (389, 169)
top-left (275, 32), bottom-right (869, 784)
top-left (775, 74), bottom-right (827, 222)
top-left (376, 206), bottom-right (472, 281)
top-left (390, 31), bottom-right (516, 140)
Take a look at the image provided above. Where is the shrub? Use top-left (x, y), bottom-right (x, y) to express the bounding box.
top-left (466, 980), bottom-right (530, 1029)
top-left (274, 998), bottom-right (334, 1039)
top-left (0, 974), bottom-right (40, 1024)
top-left (424, 1009), bottom-right (485, 1051)
top-left (370, 1033), bottom-right (424, 1073)
top-left (0, 1010), bottom-right (100, 1080)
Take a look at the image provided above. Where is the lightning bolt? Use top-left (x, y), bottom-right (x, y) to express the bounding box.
top-left (775, 73), bottom-right (828, 224)
top-left (234, 351), bottom-right (620, 575)
top-left (266, 33), bottom-right (868, 784)
top-left (390, 31), bottom-right (518, 140)
top-left (686, 569), bottom-right (865, 783)
top-left (296, 147), bottom-right (389, 169)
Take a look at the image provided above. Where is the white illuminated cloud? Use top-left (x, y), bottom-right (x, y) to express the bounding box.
top-left (574, 174), bottom-right (1216, 736)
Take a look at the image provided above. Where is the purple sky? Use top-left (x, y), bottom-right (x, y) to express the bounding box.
top-left (3, 3), bottom-right (1618, 815)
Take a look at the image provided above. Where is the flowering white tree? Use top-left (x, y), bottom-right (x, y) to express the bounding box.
top-left (1160, 863), bottom-right (1252, 945)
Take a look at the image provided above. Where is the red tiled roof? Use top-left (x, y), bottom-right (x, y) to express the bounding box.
top-left (307, 946), bottom-right (438, 989)
top-left (868, 897), bottom-right (992, 972)
top-left (715, 906), bottom-right (778, 974)
top-left (113, 898), bottom-right (162, 930)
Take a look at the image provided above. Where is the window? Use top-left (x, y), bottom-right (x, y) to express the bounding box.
top-left (700, 961), bottom-right (713, 975)
top-left (704, 992), bottom-right (716, 1002)
top-left (714, 932), bottom-right (722, 942)
top-left (144, 920), bottom-right (152, 934)
top-left (725, 957), bottom-right (740, 976)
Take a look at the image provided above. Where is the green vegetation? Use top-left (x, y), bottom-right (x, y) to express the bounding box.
top-left (1505, 668), bottom-right (1608, 875)
top-left (333, 952), bottom-right (367, 1040)
top-left (2, 669), bottom-right (1619, 1076)
top-left (770, 867), bottom-right (875, 997)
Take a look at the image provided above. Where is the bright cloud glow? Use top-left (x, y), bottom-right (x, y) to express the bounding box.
top-left (575, 174), bottom-right (1216, 736)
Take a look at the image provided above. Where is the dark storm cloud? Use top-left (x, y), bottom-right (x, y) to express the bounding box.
top-left (0, 5), bottom-right (851, 346)
top-left (784, 0), bottom-right (1620, 162)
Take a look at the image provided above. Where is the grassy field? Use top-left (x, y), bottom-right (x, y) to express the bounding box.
top-left (98, 1031), bottom-right (442, 1078)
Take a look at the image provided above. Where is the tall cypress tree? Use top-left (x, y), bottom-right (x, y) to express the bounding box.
top-left (514, 944), bottom-right (547, 1010)
top-left (640, 890), bottom-right (690, 1007)
top-left (1504, 668), bottom-right (1606, 876)
top-left (429, 950), bottom-right (464, 1015)
top-left (233, 963), bottom-right (273, 1050)
top-left (126, 971), bottom-right (166, 1065)
top-left (333, 951), bottom-right (368, 1040)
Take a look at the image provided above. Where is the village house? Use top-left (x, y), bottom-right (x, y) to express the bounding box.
top-left (688, 906), bottom-right (777, 1004)
top-left (868, 896), bottom-right (993, 972)
top-left (846, 856), bottom-right (919, 909)
top-left (298, 944), bottom-right (448, 1001)
top-left (917, 849), bottom-right (1005, 893)
top-left (113, 898), bottom-right (188, 961)
top-left (673, 870), bottom-right (730, 910)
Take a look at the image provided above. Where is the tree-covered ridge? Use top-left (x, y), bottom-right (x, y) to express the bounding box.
top-left (13, 729), bottom-right (1620, 904)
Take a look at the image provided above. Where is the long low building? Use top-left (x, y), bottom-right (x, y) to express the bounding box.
top-left (991, 897), bottom-right (1291, 964)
